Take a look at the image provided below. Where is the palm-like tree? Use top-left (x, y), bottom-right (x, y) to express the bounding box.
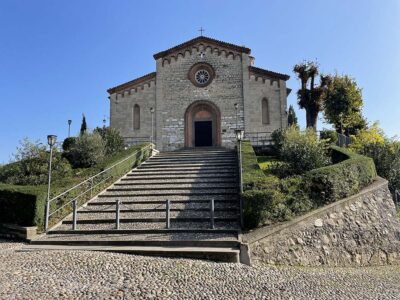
top-left (293, 61), bottom-right (330, 130)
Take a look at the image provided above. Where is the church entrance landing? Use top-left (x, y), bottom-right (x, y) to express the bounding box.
top-left (185, 100), bottom-right (221, 148)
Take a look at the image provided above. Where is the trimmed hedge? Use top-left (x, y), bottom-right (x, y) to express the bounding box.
top-left (242, 142), bottom-right (377, 229)
top-left (306, 146), bottom-right (377, 205)
top-left (0, 184), bottom-right (47, 227)
top-left (0, 144), bottom-right (152, 230)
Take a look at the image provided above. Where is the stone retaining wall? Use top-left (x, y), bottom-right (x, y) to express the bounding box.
top-left (241, 177), bottom-right (400, 266)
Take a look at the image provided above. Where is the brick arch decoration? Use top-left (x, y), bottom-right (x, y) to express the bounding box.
top-left (184, 100), bottom-right (221, 148)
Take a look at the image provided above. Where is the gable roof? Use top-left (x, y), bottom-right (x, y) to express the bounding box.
top-left (107, 72), bottom-right (156, 94)
top-left (153, 36), bottom-right (251, 60)
top-left (249, 66), bottom-right (290, 81)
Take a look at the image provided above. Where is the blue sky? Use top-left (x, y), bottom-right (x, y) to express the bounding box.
top-left (0, 0), bottom-right (399, 163)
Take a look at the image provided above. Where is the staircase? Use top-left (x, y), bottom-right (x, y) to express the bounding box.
top-left (27, 149), bottom-right (241, 262)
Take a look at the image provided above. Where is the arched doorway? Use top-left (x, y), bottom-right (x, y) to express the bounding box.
top-left (184, 100), bottom-right (221, 148)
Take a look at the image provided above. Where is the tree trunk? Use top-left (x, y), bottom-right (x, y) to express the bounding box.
top-left (306, 109), bottom-right (318, 130)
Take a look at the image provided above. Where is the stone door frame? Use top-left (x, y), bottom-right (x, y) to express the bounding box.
top-left (184, 100), bottom-right (221, 148)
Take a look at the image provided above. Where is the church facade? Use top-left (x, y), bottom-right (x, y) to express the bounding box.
top-left (107, 36), bottom-right (290, 151)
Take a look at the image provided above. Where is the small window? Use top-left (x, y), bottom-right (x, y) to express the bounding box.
top-left (262, 98), bottom-right (270, 125)
top-left (133, 104), bottom-right (140, 130)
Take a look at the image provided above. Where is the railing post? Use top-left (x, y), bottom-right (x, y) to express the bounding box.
top-left (166, 199), bottom-right (170, 229)
top-left (45, 199), bottom-right (50, 232)
top-left (72, 200), bottom-right (77, 230)
top-left (90, 177), bottom-right (94, 198)
top-left (395, 190), bottom-right (399, 208)
top-left (210, 199), bottom-right (215, 229)
top-left (115, 200), bottom-right (120, 230)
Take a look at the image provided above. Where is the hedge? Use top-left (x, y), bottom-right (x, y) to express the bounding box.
top-left (0, 143), bottom-right (152, 230)
top-left (241, 142), bottom-right (377, 229)
top-left (242, 140), bottom-right (279, 191)
top-left (306, 146), bottom-right (377, 205)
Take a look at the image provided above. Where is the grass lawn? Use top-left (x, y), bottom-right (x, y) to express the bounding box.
top-left (257, 156), bottom-right (279, 174)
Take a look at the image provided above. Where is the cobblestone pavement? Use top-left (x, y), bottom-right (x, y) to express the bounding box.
top-left (1, 240), bottom-right (400, 300)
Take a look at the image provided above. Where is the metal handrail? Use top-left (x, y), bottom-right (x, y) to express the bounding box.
top-left (237, 140), bottom-right (244, 228)
top-left (45, 143), bottom-right (153, 231)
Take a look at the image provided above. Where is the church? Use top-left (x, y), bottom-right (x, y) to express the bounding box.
top-left (107, 36), bottom-right (290, 151)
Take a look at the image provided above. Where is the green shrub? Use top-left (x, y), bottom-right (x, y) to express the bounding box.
top-left (280, 176), bottom-right (314, 214)
top-left (319, 129), bottom-right (338, 145)
top-left (271, 129), bottom-right (285, 154)
top-left (62, 137), bottom-right (77, 151)
top-left (280, 127), bottom-right (331, 175)
top-left (0, 184), bottom-right (47, 227)
top-left (306, 146), bottom-right (376, 205)
top-left (356, 142), bottom-right (400, 192)
top-left (243, 189), bottom-right (291, 228)
top-left (66, 132), bottom-right (106, 168)
top-left (94, 127), bottom-right (125, 155)
top-left (0, 144), bottom-right (151, 230)
top-left (0, 139), bottom-right (72, 185)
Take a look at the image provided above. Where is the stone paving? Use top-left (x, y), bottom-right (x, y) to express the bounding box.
top-left (1, 240), bottom-right (400, 300)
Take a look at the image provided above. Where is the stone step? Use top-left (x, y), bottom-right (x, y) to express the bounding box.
top-left (119, 178), bottom-right (237, 184)
top-left (128, 170), bottom-right (237, 176)
top-left (22, 244), bottom-right (240, 262)
top-left (68, 211), bottom-right (238, 220)
top-left (46, 228), bottom-right (239, 235)
top-left (30, 237), bottom-right (239, 248)
top-left (62, 216), bottom-right (238, 225)
top-left (103, 189), bottom-right (238, 196)
top-left (112, 183), bottom-right (238, 189)
top-left (52, 221), bottom-right (239, 231)
top-left (95, 194), bottom-right (238, 201)
top-left (148, 157), bottom-right (236, 163)
top-left (139, 162), bottom-right (236, 168)
top-left (125, 173), bottom-right (236, 179)
top-left (33, 232), bottom-right (238, 242)
top-left (78, 207), bottom-right (239, 213)
top-left (134, 166), bottom-right (237, 172)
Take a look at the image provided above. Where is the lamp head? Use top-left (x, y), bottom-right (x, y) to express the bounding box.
top-left (234, 129), bottom-right (244, 141)
top-left (150, 107), bottom-right (155, 113)
top-left (47, 135), bottom-right (57, 147)
top-left (234, 103), bottom-right (238, 110)
top-left (68, 120), bottom-right (72, 125)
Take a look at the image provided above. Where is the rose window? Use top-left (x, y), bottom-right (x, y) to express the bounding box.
top-left (195, 69), bottom-right (210, 85)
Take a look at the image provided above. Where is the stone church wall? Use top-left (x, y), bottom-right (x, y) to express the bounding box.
top-left (246, 76), bottom-right (286, 135)
top-left (241, 177), bottom-right (400, 266)
top-left (110, 81), bottom-right (156, 143)
top-left (155, 46), bottom-right (244, 151)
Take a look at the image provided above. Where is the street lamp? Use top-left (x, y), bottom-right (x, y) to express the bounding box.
top-left (150, 107), bottom-right (155, 145)
top-left (234, 103), bottom-right (239, 130)
top-left (45, 134), bottom-right (57, 231)
top-left (103, 116), bottom-right (106, 128)
top-left (67, 120), bottom-right (72, 137)
top-left (235, 129), bottom-right (244, 229)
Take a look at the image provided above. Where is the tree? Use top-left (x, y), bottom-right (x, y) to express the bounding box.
top-left (287, 105), bottom-right (298, 127)
top-left (94, 126), bottom-right (125, 155)
top-left (323, 74), bottom-right (367, 135)
top-left (66, 132), bottom-right (105, 168)
top-left (293, 61), bottom-right (329, 130)
top-left (80, 114), bottom-right (87, 135)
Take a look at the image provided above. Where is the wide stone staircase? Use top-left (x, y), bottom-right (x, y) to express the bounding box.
top-left (26, 149), bottom-right (242, 262)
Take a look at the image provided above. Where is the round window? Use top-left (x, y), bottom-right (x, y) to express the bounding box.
top-left (188, 63), bottom-right (215, 87)
top-left (195, 69), bottom-right (210, 85)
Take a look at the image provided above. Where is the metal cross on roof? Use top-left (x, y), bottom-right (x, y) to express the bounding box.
top-left (198, 27), bottom-right (205, 36)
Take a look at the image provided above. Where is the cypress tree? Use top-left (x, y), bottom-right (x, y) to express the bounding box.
top-left (80, 114), bottom-right (87, 135)
top-left (288, 105), bottom-right (298, 127)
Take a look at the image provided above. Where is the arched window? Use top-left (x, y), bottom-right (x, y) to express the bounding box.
top-left (262, 98), bottom-right (270, 125)
top-left (133, 104), bottom-right (140, 130)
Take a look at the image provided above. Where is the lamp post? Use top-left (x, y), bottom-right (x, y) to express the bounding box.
top-left (235, 129), bottom-right (244, 228)
top-left (103, 116), bottom-right (106, 129)
top-left (150, 107), bottom-right (155, 145)
top-left (45, 134), bottom-right (57, 231)
top-left (67, 120), bottom-right (72, 137)
top-left (234, 103), bottom-right (239, 130)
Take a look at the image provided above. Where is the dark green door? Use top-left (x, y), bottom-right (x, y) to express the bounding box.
top-left (194, 121), bottom-right (212, 147)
